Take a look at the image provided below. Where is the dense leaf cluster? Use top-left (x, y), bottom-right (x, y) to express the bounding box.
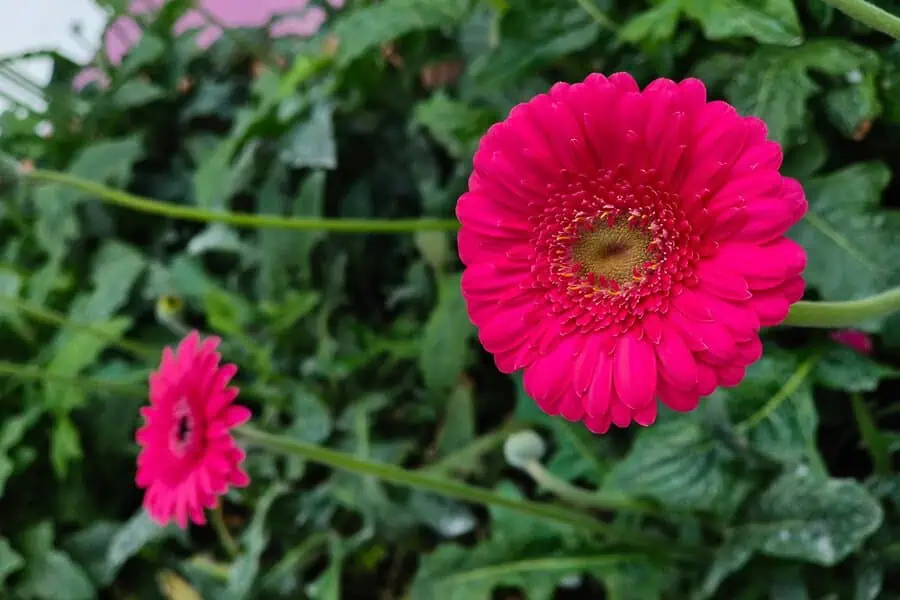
top-left (2, 0), bottom-right (900, 598)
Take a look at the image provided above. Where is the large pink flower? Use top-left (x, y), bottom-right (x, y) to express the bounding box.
top-left (457, 73), bottom-right (807, 433)
top-left (136, 331), bottom-right (251, 528)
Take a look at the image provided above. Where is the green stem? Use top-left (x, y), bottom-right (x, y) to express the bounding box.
top-left (236, 426), bottom-right (616, 536)
top-left (819, 0), bottom-right (900, 39)
top-left (783, 287), bottom-right (900, 328)
top-left (522, 461), bottom-right (660, 515)
top-left (24, 169), bottom-right (460, 233)
top-left (0, 360), bottom-right (146, 396)
top-left (0, 295), bottom-right (158, 359)
top-left (210, 504), bottom-right (240, 558)
top-left (738, 354), bottom-right (819, 432)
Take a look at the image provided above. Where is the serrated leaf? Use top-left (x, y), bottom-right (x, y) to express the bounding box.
top-left (727, 40), bottom-right (875, 146)
top-left (622, 0), bottom-right (802, 46)
top-left (226, 484), bottom-right (288, 600)
top-left (602, 418), bottom-right (752, 518)
top-left (728, 468), bottom-right (883, 566)
top-left (815, 346), bottom-right (900, 392)
top-left (791, 162), bottom-right (900, 305)
top-left (279, 103), bottom-right (336, 169)
top-left (419, 273), bottom-right (474, 392)
top-left (332, 0), bottom-right (470, 67)
top-left (105, 511), bottom-right (171, 581)
top-left (193, 139), bottom-right (258, 210)
top-left (16, 522), bottom-right (95, 600)
top-left (683, 0), bottom-right (803, 46)
top-left (69, 240), bottom-right (146, 320)
top-left (287, 389), bottom-right (332, 444)
top-left (725, 351), bottom-right (818, 464)
top-left (0, 537), bottom-right (24, 588)
top-left (414, 92), bottom-right (495, 158)
top-left (34, 137), bottom-right (144, 257)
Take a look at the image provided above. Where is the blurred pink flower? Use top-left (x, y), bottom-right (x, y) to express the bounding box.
top-left (72, 67), bottom-right (111, 91)
top-left (831, 329), bottom-right (873, 355)
top-left (77, 0), bottom-right (337, 86)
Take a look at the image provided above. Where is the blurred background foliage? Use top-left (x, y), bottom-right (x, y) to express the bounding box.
top-left (3, 0), bottom-right (900, 598)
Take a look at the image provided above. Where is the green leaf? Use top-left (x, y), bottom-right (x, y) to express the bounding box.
top-left (850, 394), bottom-right (891, 476)
top-left (226, 484), bottom-right (288, 600)
top-left (854, 556), bottom-right (883, 600)
top-left (50, 416), bottom-right (82, 479)
top-left (332, 0), bottom-right (470, 67)
top-left (44, 317), bottom-right (133, 413)
top-left (287, 389), bottom-right (333, 444)
top-left (69, 240), bottom-right (146, 320)
top-left (726, 41), bottom-right (876, 146)
top-left (434, 380), bottom-right (476, 458)
top-left (791, 162), bottom-right (900, 304)
top-left (727, 469), bottom-right (883, 566)
top-left (815, 346), bottom-right (900, 392)
top-left (414, 93), bottom-right (495, 159)
top-left (411, 551), bottom-right (644, 600)
top-left (0, 537), bottom-right (24, 588)
top-left (621, 0), bottom-right (803, 46)
top-left (16, 522), bottom-right (95, 600)
top-left (602, 417), bottom-right (752, 518)
top-left (620, 0), bottom-right (681, 44)
top-left (279, 103), bottom-right (337, 169)
top-left (726, 351), bottom-right (818, 464)
top-left (256, 168), bottom-right (326, 300)
top-left (306, 538), bottom-right (345, 600)
top-left (695, 537), bottom-right (755, 599)
top-left (34, 137), bottom-right (144, 257)
top-left (104, 511), bottom-right (171, 582)
top-left (683, 0), bottom-right (803, 46)
top-left (111, 80), bottom-right (166, 109)
top-left (193, 139), bottom-right (258, 210)
top-left (419, 273), bottom-right (474, 392)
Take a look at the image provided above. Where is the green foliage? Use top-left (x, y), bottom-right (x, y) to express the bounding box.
top-left (2, 0), bottom-right (900, 598)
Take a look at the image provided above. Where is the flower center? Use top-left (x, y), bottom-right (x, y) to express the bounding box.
top-left (571, 221), bottom-right (652, 284)
top-left (169, 397), bottom-right (195, 457)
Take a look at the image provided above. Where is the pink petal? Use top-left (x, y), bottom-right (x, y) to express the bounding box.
top-left (613, 334), bottom-right (657, 409)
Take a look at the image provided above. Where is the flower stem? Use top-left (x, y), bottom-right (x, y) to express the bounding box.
top-left (0, 360), bottom-right (146, 396)
top-left (236, 426), bottom-right (617, 536)
top-left (210, 504), bottom-right (240, 558)
top-left (818, 0), bottom-right (900, 39)
top-left (521, 460), bottom-right (660, 515)
top-left (783, 287), bottom-right (900, 328)
top-left (24, 169), bottom-right (460, 233)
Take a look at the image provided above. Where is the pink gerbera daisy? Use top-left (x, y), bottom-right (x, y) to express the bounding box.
top-left (457, 73), bottom-right (807, 433)
top-left (136, 331), bottom-right (251, 527)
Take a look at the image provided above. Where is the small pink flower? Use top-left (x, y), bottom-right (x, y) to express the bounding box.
top-left (73, 67), bottom-right (111, 91)
top-left (458, 73), bottom-right (807, 433)
top-left (136, 331), bottom-right (251, 528)
top-left (831, 329), bottom-right (873, 355)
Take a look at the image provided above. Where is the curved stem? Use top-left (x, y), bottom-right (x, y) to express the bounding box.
top-left (783, 287), bottom-right (900, 328)
top-left (522, 461), bottom-right (660, 515)
top-left (24, 169), bottom-right (460, 233)
top-left (236, 426), bottom-right (618, 537)
top-left (210, 504), bottom-right (240, 558)
top-left (819, 0), bottom-right (900, 39)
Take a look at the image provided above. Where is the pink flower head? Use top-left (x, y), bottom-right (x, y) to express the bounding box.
top-left (831, 329), bottom-right (873, 355)
top-left (136, 331), bottom-right (251, 528)
top-left (457, 73), bottom-right (808, 433)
